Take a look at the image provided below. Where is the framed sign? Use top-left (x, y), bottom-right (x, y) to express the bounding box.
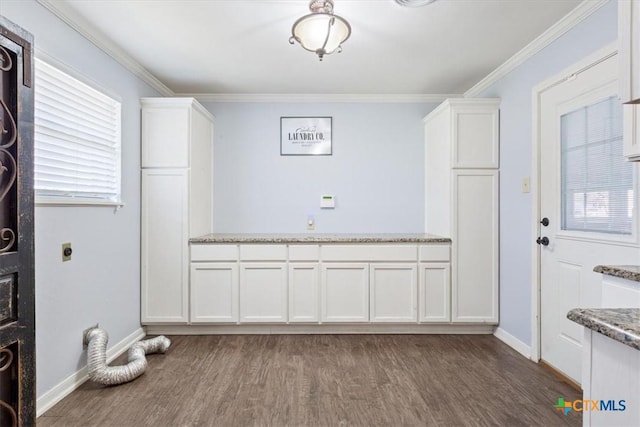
top-left (281, 117), bottom-right (332, 156)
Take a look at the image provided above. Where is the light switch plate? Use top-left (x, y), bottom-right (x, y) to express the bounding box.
top-left (521, 177), bottom-right (530, 193)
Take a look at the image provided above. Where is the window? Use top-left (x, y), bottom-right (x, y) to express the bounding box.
top-left (561, 96), bottom-right (633, 235)
top-left (34, 58), bottom-right (121, 204)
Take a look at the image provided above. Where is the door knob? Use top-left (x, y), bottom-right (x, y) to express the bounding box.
top-left (536, 236), bottom-right (549, 246)
top-left (540, 217), bottom-right (549, 226)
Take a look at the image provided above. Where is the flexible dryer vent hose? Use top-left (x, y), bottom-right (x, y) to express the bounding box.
top-left (86, 328), bottom-right (171, 386)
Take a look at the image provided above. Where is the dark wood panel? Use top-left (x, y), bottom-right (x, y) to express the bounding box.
top-left (0, 15), bottom-right (35, 427)
top-left (0, 275), bottom-right (16, 326)
top-left (38, 335), bottom-right (581, 426)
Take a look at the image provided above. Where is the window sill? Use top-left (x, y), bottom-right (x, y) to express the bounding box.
top-left (36, 197), bottom-right (125, 208)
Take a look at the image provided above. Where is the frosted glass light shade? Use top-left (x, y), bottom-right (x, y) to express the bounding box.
top-left (290, 13), bottom-right (351, 60)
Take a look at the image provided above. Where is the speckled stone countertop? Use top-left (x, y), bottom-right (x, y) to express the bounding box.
top-left (567, 308), bottom-right (640, 351)
top-left (190, 233), bottom-right (452, 244)
top-left (594, 265), bottom-right (640, 282)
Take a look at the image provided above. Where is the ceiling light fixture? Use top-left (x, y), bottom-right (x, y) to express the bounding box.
top-left (289, 0), bottom-right (351, 61)
top-left (394, 0), bottom-right (438, 7)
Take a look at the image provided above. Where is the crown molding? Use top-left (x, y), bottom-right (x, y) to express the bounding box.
top-left (464, 0), bottom-right (609, 97)
top-left (36, 0), bottom-right (174, 97)
top-left (177, 93), bottom-right (461, 103)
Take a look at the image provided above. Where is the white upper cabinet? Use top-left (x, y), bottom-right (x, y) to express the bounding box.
top-left (620, 1), bottom-right (640, 161)
top-left (424, 99), bottom-right (500, 170)
top-left (619, 0), bottom-right (640, 104)
top-left (141, 98), bottom-right (214, 168)
top-left (623, 104), bottom-right (640, 160)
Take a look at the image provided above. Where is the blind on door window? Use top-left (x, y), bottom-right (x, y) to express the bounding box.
top-left (561, 96), bottom-right (633, 235)
top-left (34, 58), bottom-right (121, 204)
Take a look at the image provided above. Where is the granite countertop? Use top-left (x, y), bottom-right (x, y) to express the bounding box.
top-left (594, 265), bottom-right (640, 282)
top-left (190, 233), bottom-right (452, 244)
top-left (567, 308), bottom-right (640, 351)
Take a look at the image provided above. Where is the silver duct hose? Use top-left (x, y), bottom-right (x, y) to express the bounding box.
top-left (85, 328), bottom-right (171, 386)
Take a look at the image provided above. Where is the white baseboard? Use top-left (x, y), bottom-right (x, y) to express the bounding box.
top-left (146, 324), bottom-right (497, 335)
top-left (493, 327), bottom-right (532, 359)
top-left (36, 327), bottom-right (146, 418)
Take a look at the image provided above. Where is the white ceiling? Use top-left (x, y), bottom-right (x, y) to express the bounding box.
top-left (42, 0), bottom-right (584, 96)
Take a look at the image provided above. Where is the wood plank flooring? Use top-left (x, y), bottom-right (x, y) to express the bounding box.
top-left (37, 335), bottom-right (581, 426)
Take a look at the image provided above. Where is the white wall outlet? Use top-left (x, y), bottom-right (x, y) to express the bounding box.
top-left (521, 177), bottom-right (530, 193)
top-left (307, 215), bottom-right (315, 230)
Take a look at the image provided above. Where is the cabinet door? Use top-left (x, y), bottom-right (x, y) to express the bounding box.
top-left (452, 103), bottom-right (499, 169)
top-left (619, 0), bottom-right (640, 103)
top-left (452, 170), bottom-right (499, 323)
top-left (141, 106), bottom-right (190, 168)
top-left (141, 169), bottom-right (189, 324)
top-left (190, 263), bottom-right (238, 323)
top-left (289, 263), bottom-right (319, 323)
top-left (240, 263), bottom-right (287, 323)
top-left (321, 263), bottom-right (369, 322)
top-left (370, 264), bottom-right (417, 323)
top-left (419, 263), bottom-right (451, 322)
top-left (623, 105), bottom-right (640, 160)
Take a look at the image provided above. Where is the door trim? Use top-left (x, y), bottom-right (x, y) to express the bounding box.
top-left (530, 43), bottom-right (617, 362)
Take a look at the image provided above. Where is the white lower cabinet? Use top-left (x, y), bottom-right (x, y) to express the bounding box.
top-left (370, 263), bottom-right (417, 322)
top-left (190, 262), bottom-right (238, 323)
top-left (321, 263), bottom-right (369, 322)
top-left (240, 263), bottom-right (287, 323)
top-left (186, 242), bottom-right (461, 328)
top-left (288, 263), bottom-right (319, 322)
top-left (419, 263), bottom-right (451, 322)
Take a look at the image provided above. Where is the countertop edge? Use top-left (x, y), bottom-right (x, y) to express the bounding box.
top-left (189, 234), bottom-right (452, 244)
top-left (593, 265), bottom-right (640, 282)
top-left (567, 308), bottom-right (640, 351)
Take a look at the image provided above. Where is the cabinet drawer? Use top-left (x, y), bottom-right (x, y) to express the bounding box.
top-left (419, 245), bottom-right (450, 262)
top-left (240, 244), bottom-right (287, 261)
top-left (321, 245), bottom-right (417, 262)
top-left (191, 244), bottom-right (238, 261)
top-left (289, 245), bottom-right (320, 261)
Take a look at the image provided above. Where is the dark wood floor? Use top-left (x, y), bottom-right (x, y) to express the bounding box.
top-left (38, 335), bottom-right (581, 426)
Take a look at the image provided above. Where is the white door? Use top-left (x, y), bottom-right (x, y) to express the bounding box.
top-left (321, 263), bottom-right (369, 322)
top-left (288, 263), bottom-right (319, 323)
top-left (539, 53), bottom-right (639, 384)
top-left (419, 263), bottom-right (450, 323)
top-left (141, 168), bottom-right (189, 324)
top-left (370, 263), bottom-right (417, 323)
top-left (239, 263), bottom-right (287, 323)
top-left (190, 262), bottom-right (239, 323)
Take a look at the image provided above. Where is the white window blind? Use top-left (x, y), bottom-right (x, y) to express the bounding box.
top-left (34, 58), bottom-right (121, 204)
top-left (561, 96), bottom-right (633, 235)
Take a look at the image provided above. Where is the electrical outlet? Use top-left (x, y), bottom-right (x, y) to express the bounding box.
top-left (82, 323), bottom-right (99, 348)
top-left (62, 242), bottom-right (72, 262)
top-left (307, 215), bottom-right (315, 230)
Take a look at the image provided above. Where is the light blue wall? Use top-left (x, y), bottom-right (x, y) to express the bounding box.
top-left (478, 0), bottom-right (618, 345)
top-left (203, 102), bottom-right (438, 233)
top-left (0, 0), bottom-right (160, 399)
top-left (0, 0), bottom-right (619, 404)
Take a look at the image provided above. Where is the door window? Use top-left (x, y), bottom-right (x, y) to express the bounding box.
top-left (560, 96), bottom-right (633, 235)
